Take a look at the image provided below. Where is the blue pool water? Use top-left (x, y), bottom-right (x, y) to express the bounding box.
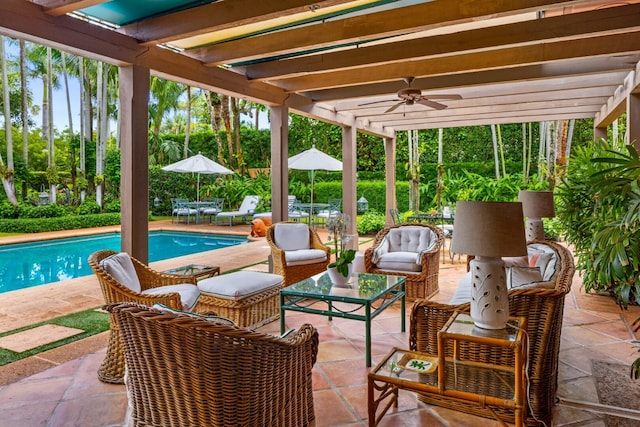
top-left (0, 231), bottom-right (247, 293)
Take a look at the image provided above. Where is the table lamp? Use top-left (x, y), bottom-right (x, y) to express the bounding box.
top-left (518, 191), bottom-right (555, 241)
top-left (451, 201), bottom-right (527, 329)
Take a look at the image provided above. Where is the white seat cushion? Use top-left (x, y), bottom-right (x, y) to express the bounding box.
top-left (376, 251), bottom-right (422, 272)
top-left (142, 284), bottom-right (201, 310)
top-left (284, 249), bottom-right (328, 266)
top-left (100, 252), bottom-right (141, 293)
top-left (274, 223), bottom-right (310, 251)
top-left (198, 271), bottom-right (283, 300)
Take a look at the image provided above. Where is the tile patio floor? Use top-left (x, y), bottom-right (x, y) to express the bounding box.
top-left (0, 221), bottom-right (639, 426)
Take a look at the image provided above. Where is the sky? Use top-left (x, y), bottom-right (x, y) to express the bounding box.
top-left (5, 41), bottom-right (268, 133)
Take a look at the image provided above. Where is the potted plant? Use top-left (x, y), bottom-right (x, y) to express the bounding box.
top-left (326, 213), bottom-right (356, 284)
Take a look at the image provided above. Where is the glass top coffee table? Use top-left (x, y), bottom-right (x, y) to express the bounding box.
top-left (280, 271), bottom-right (405, 367)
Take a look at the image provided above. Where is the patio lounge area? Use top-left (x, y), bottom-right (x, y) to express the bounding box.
top-left (0, 223), bottom-right (639, 426)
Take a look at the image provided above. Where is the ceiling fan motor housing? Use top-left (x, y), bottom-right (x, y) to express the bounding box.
top-left (398, 87), bottom-right (423, 101)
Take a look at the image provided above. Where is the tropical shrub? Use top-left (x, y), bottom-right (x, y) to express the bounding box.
top-left (356, 210), bottom-right (386, 235)
top-left (556, 140), bottom-right (640, 305)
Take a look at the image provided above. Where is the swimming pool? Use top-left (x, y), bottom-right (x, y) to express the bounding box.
top-left (0, 231), bottom-right (247, 293)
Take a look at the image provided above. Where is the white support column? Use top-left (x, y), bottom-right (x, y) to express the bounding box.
top-left (384, 136), bottom-right (397, 226)
top-left (628, 93), bottom-right (640, 151)
top-left (270, 105), bottom-right (289, 223)
top-left (342, 125), bottom-right (357, 249)
top-left (119, 65), bottom-right (150, 263)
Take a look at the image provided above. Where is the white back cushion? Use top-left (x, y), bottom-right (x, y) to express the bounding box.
top-left (274, 223), bottom-right (310, 251)
top-left (239, 195), bottom-right (260, 213)
top-left (387, 227), bottom-right (436, 253)
top-left (100, 252), bottom-right (141, 293)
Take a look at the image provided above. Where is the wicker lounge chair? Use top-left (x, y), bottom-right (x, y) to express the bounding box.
top-left (364, 223), bottom-right (444, 300)
top-left (267, 222), bottom-right (331, 287)
top-left (409, 239), bottom-right (575, 426)
top-left (88, 250), bottom-right (199, 384)
top-left (107, 302), bottom-right (319, 427)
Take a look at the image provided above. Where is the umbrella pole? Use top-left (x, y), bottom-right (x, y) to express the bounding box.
top-left (310, 170), bottom-right (315, 227)
top-left (196, 173), bottom-right (200, 203)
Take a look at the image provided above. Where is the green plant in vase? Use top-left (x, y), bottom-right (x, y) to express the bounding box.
top-left (327, 213), bottom-right (356, 277)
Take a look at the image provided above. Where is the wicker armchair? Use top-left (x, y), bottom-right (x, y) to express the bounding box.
top-left (409, 240), bottom-right (575, 426)
top-left (364, 223), bottom-right (444, 300)
top-left (107, 302), bottom-right (319, 427)
top-left (267, 222), bottom-right (331, 287)
top-left (88, 250), bottom-right (198, 384)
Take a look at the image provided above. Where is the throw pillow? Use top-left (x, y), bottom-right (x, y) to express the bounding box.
top-left (507, 266), bottom-right (543, 289)
top-left (528, 251), bottom-right (553, 275)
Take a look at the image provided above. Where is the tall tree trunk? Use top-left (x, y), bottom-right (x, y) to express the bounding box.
top-left (522, 123), bottom-right (527, 184)
top-left (231, 97), bottom-right (245, 174)
top-left (79, 57), bottom-right (87, 202)
top-left (221, 94), bottom-right (234, 169)
top-left (184, 86), bottom-right (191, 159)
top-left (20, 40), bottom-right (28, 199)
top-left (527, 122), bottom-right (533, 180)
top-left (0, 36), bottom-right (17, 204)
top-left (497, 124), bottom-right (506, 178)
top-left (254, 104), bottom-right (260, 129)
top-left (62, 52), bottom-right (76, 188)
top-left (47, 47), bottom-right (56, 203)
top-left (491, 124), bottom-right (500, 179)
top-left (408, 130), bottom-right (420, 212)
top-left (206, 92), bottom-right (226, 165)
top-left (436, 128), bottom-right (444, 210)
top-left (95, 62), bottom-right (104, 208)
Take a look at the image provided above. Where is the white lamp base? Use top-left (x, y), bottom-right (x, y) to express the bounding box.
top-left (469, 257), bottom-right (509, 330)
top-left (525, 218), bottom-right (544, 241)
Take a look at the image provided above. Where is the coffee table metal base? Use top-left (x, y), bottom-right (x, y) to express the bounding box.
top-left (280, 272), bottom-right (405, 367)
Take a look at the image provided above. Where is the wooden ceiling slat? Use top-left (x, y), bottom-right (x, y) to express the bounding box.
top-left (190, 0), bottom-right (587, 65)
top-left (239, 4), bottom-right (640, 80)
top-left (275, 31), bottom-right (640, 92)
top-left (30, 0), bottom-right (107, 17)
top-left (120, 0), bottom-right (359, 46)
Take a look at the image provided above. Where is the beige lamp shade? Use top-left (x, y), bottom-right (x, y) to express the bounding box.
top-left (518, 191), bottom-right (555, 219)
top-left (451, 201), bottom-right (527, 258)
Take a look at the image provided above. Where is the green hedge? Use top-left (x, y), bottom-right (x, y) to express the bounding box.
top-left (0, 213), bottom-right (121, 233)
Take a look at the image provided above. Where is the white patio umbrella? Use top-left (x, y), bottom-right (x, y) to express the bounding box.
top-left (288, 145), bottom-right (342, 215)
top-left (162, 152), bottom-right (233, 202)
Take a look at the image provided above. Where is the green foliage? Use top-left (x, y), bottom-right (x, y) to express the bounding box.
top-left (0, 213), bottom-right (120, 233)
top-left (19, 203), bottom-right (69, 218)
top-left (356, 210), bottom-right (386, 235)
top-left (556, 139), bottom-right (640, 305)
top-left (77, 201), bottom-right (102, 215)
top-left (0, 201), bottom-right (19, 219)
top-left (104, 199), bottom-right (121, 213)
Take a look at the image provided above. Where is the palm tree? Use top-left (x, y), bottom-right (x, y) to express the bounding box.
top-left (148, 77), bottom-right (185, 164)
top-left (0, 35), bottom-right (17, 204)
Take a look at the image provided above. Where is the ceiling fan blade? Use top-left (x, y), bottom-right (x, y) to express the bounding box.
top-left (417, 99), bottom-right (448, 110)
top-left (384, 102), bottom-right (404, 113)
top-left (358, 99), bottom-right (396, 106)
top-left (424, 94), bottom-right (462, 100)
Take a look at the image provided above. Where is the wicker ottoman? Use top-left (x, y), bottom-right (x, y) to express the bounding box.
top-left (194, 271), bottom-right (283, 328)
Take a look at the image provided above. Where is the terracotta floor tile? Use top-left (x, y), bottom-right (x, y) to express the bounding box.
top-left (0, 325), bottom-right (84, 353)
top-left (319, 359), bottom-right (369, 388)
top-left (317, 339), bottom-right (363, 364)
top-left (0, 401), bottom-right (57, 427)
top-left (562, 324), bottom-right (621, 346)
top-left (0, 377), bottom-right (71, 409)
top-left (313, 389), bottom-right (358, 427)
top-left (49, 393), bottom-right (129, 427)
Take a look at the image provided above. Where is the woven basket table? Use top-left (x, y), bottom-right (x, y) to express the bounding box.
top-left (193, 271), bottom-right (283, 328)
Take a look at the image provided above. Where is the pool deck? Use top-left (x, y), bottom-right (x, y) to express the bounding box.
top-left (1, 222), bottom-right (640, 426)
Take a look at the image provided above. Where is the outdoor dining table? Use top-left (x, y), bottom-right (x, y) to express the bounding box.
top-left (183, 201), bottom-right (219, 224)
top-left (294, 203), bottom-right (330, 226)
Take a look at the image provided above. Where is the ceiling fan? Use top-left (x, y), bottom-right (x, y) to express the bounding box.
top-left (359, 77), bottom-right (462, 113)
